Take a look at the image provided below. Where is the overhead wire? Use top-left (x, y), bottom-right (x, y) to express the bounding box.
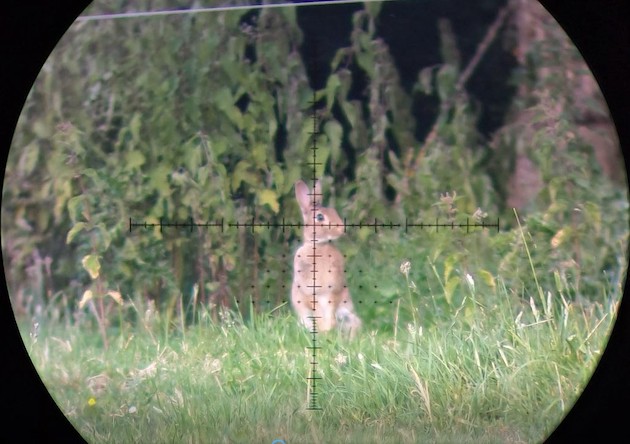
top-left (75, 0), bottom-right (394, 22)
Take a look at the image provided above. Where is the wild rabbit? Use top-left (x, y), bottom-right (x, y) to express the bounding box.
top-left (291, 179), bottom-right (361, 337)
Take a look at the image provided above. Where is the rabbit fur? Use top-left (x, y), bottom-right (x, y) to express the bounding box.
top-left (291, 179), bottom-right (361, 337)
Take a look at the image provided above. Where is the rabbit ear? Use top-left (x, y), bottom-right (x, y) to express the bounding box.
top-left (295, 180), bottom-right (312, 212)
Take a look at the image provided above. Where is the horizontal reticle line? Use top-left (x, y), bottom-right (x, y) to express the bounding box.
top-left (75, 0), bottom-right (395, 22)
top-left (128, 217), bottom-right (500, 233)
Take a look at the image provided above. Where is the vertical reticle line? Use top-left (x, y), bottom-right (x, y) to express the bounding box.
top-left (306, 90), bottom-right (323, 411)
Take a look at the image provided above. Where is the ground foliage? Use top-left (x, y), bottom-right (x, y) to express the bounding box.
top-left (3, 0), bottom-right (627, 338)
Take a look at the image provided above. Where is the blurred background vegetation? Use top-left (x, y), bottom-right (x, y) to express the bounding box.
top-left (3, 0), bottom-right (627, 345)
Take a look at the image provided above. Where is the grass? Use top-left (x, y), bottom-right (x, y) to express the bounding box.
top-left (17, 208), bottom-right (624, 443)
top-left (21, 268), bottom-right (617, 444)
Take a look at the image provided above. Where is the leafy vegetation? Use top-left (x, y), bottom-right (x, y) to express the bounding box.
top-left (3, 1), bottom-right (627, 442)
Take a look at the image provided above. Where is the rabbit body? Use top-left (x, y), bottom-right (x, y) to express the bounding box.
top-left (291, 180), bottom-right (361, 337)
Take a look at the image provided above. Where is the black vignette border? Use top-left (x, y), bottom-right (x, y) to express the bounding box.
top-left (539, 0), bottom-right (630, 442)
top-left (0, 1), bottom-right (91, 443)
top-left (0, 0), bottom-right (629, 442)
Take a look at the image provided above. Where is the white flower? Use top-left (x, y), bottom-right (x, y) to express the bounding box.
top-left (465, 273), bottom-right (475, 293)
top-left (400, 260), bottom-right (411, 277)
top-left (334, 353), bottom-right (348, 366)
top-left (472, 207), bottom-right (488, 222)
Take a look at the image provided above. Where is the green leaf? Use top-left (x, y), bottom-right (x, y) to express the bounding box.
top-left (325, 74), bottom-right (341, 111)
top-left (129, 113), bottom-right (142, 142)
top-left (478, 269), bottom-right (496, 290)
top-left (285, 165), bottom-right (302, 194)
top-left (81, 254), bottom-right (101, 280)
top-left (66, 222), bottom-right (87, 244)
top-left (258, 189), bottom-right (279, 213)
top-left (358, 32), bottom-right (372, 52)
top-left (124, 150), bottom-right (146, 170)
top-left (149, 164), bottom-right (173, 197)
top-left (438, 19), bottom-right (460, 68)
top-left (95, 223), bottom-right (112, 251)
top-left (324, 120), bottom-right (343, 157)
top-left (444, 277), bottom-right (459, 306)
top-left (252, 143), bottom-right (267, 169)
top-left (583, 201), bottom-right (602, 235)
top-left (215, 162), bottom-right (228, 181)
top-left (341, 101), bottom-right (359, 130)
top-left (182, 188), bottom-right (200, 207)
top-left (33, 121), bottom-right (50, 139)
top-left (197, 167), bottom-right (209, 187)
top-left (385, 173), bottom-right (403, 194)
top-left (215, 87), bottom-right (233, 112)
top-left (82, 167), bottom-right (105, 189)
top-left (67, 195), bottom-right (84, 223)
top-left (365, 1), bottom-right (383, 18)
top-left (279, 6), bottom-right (297, 27)
top-left (553, 270), bottom-right (564, 293)
top-left (355, 51), bottom-right (374, 76)
top-left (232, 160), bottom-right (249, 191)
top-left (271, 164), bottom-right (284, 191)
top-left (387, 150), bottom-right (402, 174)
top-left (82, 168), bottom-right (99, 180)
top-left (268, 118), bottom-right (278, 141)
top-left (436, 64), bottom-right (457, 102)
top-left (357, 227), bottom-right (371, 242)
top-left (299, 119), bottom-right (315, 152)
top-left (19, 142), bottom-right (40, 176)
top-left (314, 145), bottom-right (330, 178)
top-left (54, 181), bottom-right (72, 222)
top-left (444, 254), bottom-right (457, 282)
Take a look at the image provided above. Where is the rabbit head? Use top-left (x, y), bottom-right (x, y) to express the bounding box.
top-left (295, 180), bottom-right (345, 243)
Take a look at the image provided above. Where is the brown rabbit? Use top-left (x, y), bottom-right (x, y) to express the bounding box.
top-left (291, 179), bottom-right (361, 337)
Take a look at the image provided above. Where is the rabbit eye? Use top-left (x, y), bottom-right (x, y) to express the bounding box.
top-left (316, 213), bottom-right (325, 222)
